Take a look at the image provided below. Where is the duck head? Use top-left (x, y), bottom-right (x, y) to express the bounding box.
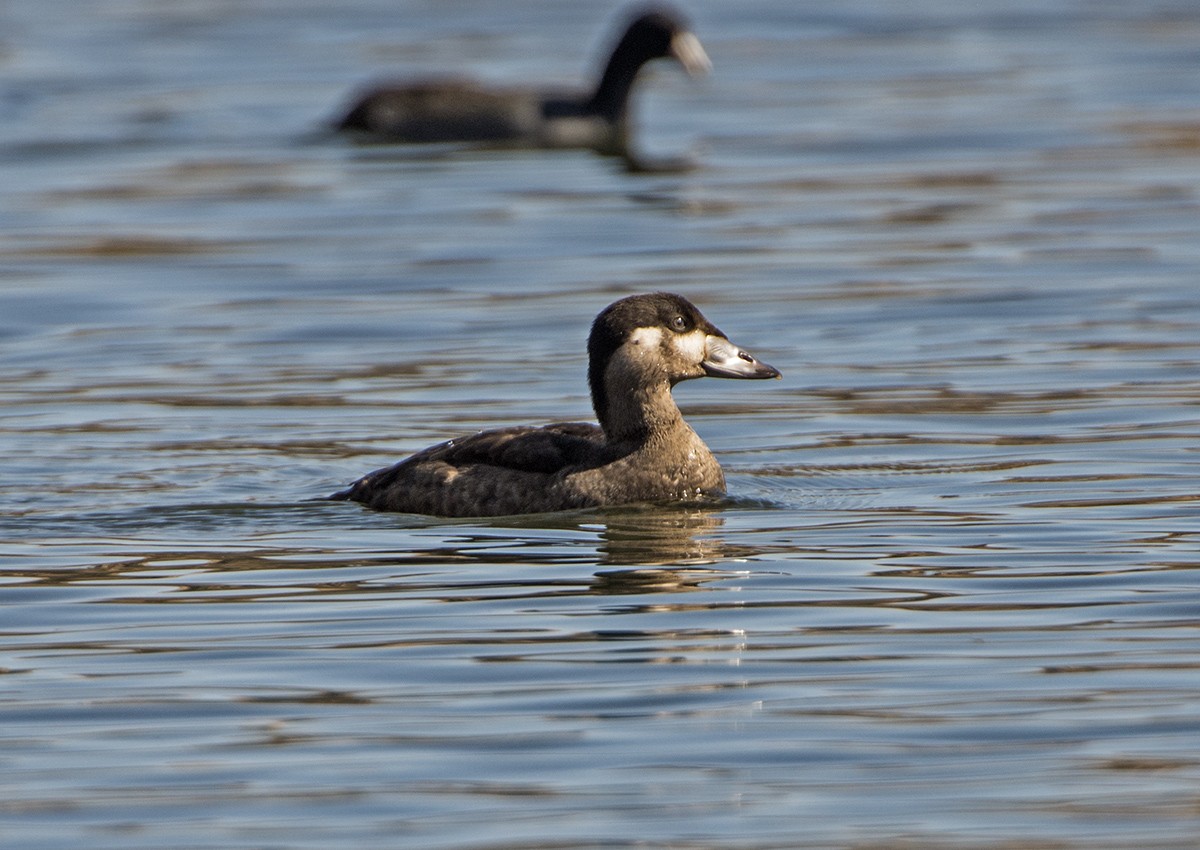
top-left (587, 292), bottom-right (779, 439)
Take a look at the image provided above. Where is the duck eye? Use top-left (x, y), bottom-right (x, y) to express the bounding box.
top-left (670, 315), bottom-right (689, 332)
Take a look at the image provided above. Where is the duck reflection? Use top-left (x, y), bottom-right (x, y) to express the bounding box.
top-left (585, 503), bottom-right (760, 594)
top-left (28, 502), bottom-right (763, 605)
top-left (590, 504), bottom-right (725, 565)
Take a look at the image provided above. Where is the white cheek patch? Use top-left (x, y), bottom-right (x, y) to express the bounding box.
top-left (627, 326), bottom-right (665, 350)
top-left (672, 329), bottom-right (707, 362)
top-left (619, 326), bottom-right (707, 372)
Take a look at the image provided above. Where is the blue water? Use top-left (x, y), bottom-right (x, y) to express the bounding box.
top-left (3, 1), bottom-right (1200, 848)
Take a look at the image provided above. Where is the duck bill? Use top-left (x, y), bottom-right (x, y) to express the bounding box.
top-left (702, 335), bottom-right (781, 380)
top-left (670, 31), bottom-right (712, 77)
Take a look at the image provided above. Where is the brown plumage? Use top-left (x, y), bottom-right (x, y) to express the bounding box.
top-left (330, 293), bottom-right (780, 517)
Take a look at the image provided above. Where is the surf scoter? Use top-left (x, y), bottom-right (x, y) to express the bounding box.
top-left (330, 292), bottom-right (779, 517)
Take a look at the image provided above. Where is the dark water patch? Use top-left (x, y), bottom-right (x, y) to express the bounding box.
top-left (4, 234), bottom-right (255, 258)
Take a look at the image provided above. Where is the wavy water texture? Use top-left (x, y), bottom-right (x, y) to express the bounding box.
top-left (3, 1), bottom-right (1200, 849)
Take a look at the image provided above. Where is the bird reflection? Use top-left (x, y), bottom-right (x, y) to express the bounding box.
top-left (36, 503), bottom-right (766, 606)
top-left (585, 503), bottom-right (761, 595)
top-left (591, 503), bottom-right (729, 566)
top-left (590, 564), bottom-right (733, 595)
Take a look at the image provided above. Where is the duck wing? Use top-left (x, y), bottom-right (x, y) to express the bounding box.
top-left (329, 422), bottom-right (610, 515)
top-left (410, 422), bottom-right (607, 474)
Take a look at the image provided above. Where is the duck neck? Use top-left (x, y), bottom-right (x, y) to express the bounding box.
top-left (587, 35), bottom-right (653, 123)
top-left (594, 377), bottom-right (684, 445)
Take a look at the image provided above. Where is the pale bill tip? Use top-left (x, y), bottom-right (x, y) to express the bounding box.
top-left (671, 31), bottom-right (712, 77)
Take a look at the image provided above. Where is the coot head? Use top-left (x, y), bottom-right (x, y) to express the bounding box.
top-left (617, 8), bottom-right (712, 77)
top-left (587, 6), bottom-right (711, 123)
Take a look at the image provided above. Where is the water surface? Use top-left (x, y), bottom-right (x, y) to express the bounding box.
top-left (3, 1), bottom-right (1200, 848)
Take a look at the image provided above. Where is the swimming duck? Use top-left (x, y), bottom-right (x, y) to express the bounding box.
top-left (330, 293), bottom-right (780, 517)
top-left (334, 6), bottom-right (711, 159)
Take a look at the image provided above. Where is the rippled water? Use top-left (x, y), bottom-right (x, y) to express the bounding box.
top-left (3, 1), bottom-right (1200, 848)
